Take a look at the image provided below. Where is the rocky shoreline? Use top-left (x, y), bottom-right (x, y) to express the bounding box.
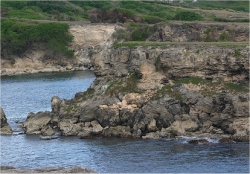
top-left (0, 65), bottom-right (90, 77)
top-left (19, 44), bottom-right (249, 142)
top-left (1, 22), bottom-right (249, 142)
top-left (0, 165), bottom-right (96, 173)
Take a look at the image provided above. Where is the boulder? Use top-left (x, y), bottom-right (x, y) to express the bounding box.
top-left (22, 111), bottom-right (53, 135)
top-left (79, 100), bottom-right (104, 123)
top-left (219, 137), bottom-right (235, 143)
top-left (78, 120), bottom-right (103, 138)
top-left (122, 93), bottom-right (146, 108)
top-left (195, 97), bottom-right (213, 114)
top-left (0, 107), bottom-right (12, 135)
top-left (232, 94), bottom-right (249, 117)
top-left (232, 136), bottom-right (249, 142)
top-left (59, 120), bottom-right (84, 136)
top-left (66, 64), bottom-right (73, 70)
top-left (230, 118), bottom-right (249, 136)
top-left (102, 126), bottom-right (131, 137)
top-left (142, 132), bottom-right (160, 139)
top-left (167, 120), bottom-right (199, 135)
top-left (95, 104), bottom-right (120, 127)
top-left (147, 119), bottom-right (158, 132)
top-left (51, 96), bottom-right (62, 114)
top-left (91, 120), bottom-right (103, 135)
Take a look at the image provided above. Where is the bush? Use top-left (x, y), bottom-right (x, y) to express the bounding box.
top-left (173, 11), bottom-right (204, 21)
top-left (214, 17), bottom-right (249, 22)
top-left (218, 32), bottom-right (232, 42)
top-left (129, 23), bottom-right (157, 41)
top-left (141, 15), bottom-right (163, 24)
top-left (1, 19), bottom-right (73, 58)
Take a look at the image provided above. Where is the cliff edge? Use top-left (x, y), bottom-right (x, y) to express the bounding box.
top-left (16, 22), bottom-right (249, 141)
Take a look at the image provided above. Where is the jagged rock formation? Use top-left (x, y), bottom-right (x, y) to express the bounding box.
top-left (22, 43), bottom-right (249, 141)
top-left (148, 22), bottom-right (249, 42)
top-left (0, 107), bottom-right (12, 135)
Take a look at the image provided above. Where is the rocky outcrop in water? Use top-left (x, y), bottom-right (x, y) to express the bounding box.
top-left (0, 107), bottom-right (12, 135)
top-left (21, 43), bottom-right (249, 141)
top-left (0, 165), bottom-right (96, 173)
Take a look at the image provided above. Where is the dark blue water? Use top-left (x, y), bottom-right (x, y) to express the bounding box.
top-left (0, 71), bottom-right (249, 173)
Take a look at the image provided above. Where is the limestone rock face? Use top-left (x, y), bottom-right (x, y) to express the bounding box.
top-left (69, 24), bottom-right (116, 48)
top-left (0, 107), bottom-right (12, 135)
top-left (19, 28), bottom-right (249, 140)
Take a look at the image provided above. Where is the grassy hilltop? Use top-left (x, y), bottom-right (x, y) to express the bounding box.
top-left (1, 0), bottom-right (249, 59)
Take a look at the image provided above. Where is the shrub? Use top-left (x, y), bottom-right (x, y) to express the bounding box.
top-left (1, 19), bottom-right (73, 58)
top-left (173, 11), bottom-right (204, 21)
top-left (214, 17), bottom-right (249, 22)
top-left (141, 15), bottom-right (163, 24)
top-left (233, 50), bottom-right (241, 58)
top-left (130, 23), bottom-right (157, 41)
top-left (106, 73), bottom-right (140, 96)
top-left (218, 32), bottom-right (232, 42)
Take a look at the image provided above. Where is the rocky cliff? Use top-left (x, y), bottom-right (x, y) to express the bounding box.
top-left (21, 40), bottom-right (249, 141)
top-left (2, 21), bottom-right (248, 141)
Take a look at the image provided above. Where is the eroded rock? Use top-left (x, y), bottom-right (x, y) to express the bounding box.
top-left (0, 107), bottom-right (12, 135)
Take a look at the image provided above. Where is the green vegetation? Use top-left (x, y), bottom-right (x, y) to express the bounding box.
top-left (151, 84), bottom-right (183, 101)
top-left (175, 77), bottom-right (248, 96)
top-left (2, 1), bottom-right (248, 59)
top-left (233, 50), bottom-right (241, 58)
top-left (2, 1), bottom-right (248, 23)
top-left (179, 0), bottom-right (249, 12)
top-left (174, 76), bottom-right (206, 85)
top-left (151, 76), bottom-right (248, 101)
top-left (130, 23), bottom-right (157, 41)
top-left (78, 88), bottom-right (95, 102)
top-left (214, 17), bottom-right (249, 23)
top-left (113, 23), bottom-right (158, 43)
top-left (1, 19), bottom-right (73, 59)
top-left (173, 11), bottom-right (204, 21)
top-left (154, 56), bottom-right (161, 71)
top-left (217, 32), bottom-right (232, 42)
top-left (114, 41), bottom-right (249, 49)
top-left (2, 1), bottom-right (86, 21)
top-left (106, 73), bottom-right (140, 96)
top-left (224, 83), bottom-right (249, 93)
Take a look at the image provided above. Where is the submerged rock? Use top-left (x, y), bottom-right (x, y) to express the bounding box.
top-left (188, 139), bottom-right (209, 144)
top-left (39, 135), bottom-right (59, 140)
